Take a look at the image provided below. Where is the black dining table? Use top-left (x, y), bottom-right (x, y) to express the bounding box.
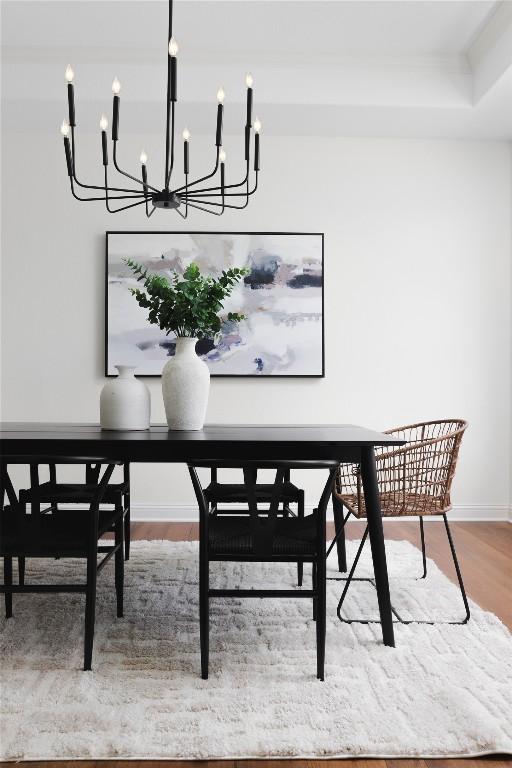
top-left (0, 422), bottom-right (405, 647)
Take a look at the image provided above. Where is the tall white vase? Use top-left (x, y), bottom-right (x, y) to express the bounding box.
top-left (162, 337), bottom-right (210, 431)
top-left (100, 365), bottom-right (151, 430)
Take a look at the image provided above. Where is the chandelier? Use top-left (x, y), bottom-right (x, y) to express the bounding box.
top-left (60, 0), bottom-right (260, 218)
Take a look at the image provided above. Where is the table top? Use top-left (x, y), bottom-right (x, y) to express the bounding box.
top-left (0, 423), bottom-right (404, 446)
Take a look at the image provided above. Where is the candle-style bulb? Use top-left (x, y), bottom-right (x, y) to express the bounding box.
top-left (65, 65), bottom-right (74, 83)
top-left (245, 73), bottom-right (253, 88)
top-left (112, 77), bottom-right (121, 95)
top-left (168, 37), bottom-right (179, 56)
top-left (99, 114), bottom-right (109, 131)
top-left (140, 150), bottom-right (148, 164)
top-left (60, 119), bottom-right (70, 137)
top-left (217, 87), bottom-right (225, 104)
top-left (219, 149), bottom-right (226, 163)
top-left (253, 118), bottom-right (262, 133)
top-left (182, 128), bottom-right (190, 141)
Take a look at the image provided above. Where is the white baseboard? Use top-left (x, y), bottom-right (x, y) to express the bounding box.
top-left (131, 503), bottom-right (511, 523)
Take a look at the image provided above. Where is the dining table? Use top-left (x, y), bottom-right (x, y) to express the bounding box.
top-left (0, 422), bottom-right (405, 647)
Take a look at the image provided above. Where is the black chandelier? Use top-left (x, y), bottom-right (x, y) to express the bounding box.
top-left (60, 0), bottom-right (260, 217)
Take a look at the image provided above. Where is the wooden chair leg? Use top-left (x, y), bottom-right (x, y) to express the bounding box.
top-left (18, 556), bottom-right (25, 586)
top-left (115, 512), bottom-right (124, 618)
top-left (4, 557), bottom-right (13, 618)
top-left (316, 553), bottom-right (326, 681)
top-left (83, 551), bottom-right (97, 671)
top-left (332, 492), bottom-right (348, 572)
top-left (419, 516), bottom-right (427, 579)
top-left (312, 561), bottom-right (317, 621)
top-left (124, 498), bottom-right (130, 561)
top-left (297, 489), bottom-right (305, 586)
top-left (200, 551), bottom-right (209, 679)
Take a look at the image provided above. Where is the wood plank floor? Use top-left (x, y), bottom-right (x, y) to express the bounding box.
top-left (3, 521), bottom-right (511, 768)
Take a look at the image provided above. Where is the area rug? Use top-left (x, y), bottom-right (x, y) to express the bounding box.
top-left (1, 539), bottom-right (511, 760)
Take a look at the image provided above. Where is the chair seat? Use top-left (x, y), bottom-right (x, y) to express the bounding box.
top-left (338, 491), bottom-right (447, 518)
top-left (209, 512), bottom-right (318, 556)
top-left (205, 481), bottom-right (302, 504)
top-left (19, 481), bottom-right (128, 506)
top-left (0, 506), bottom-right (123, 557)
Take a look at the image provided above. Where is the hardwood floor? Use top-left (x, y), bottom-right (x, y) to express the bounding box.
top-left (3, 521), bottom-right (511, 768)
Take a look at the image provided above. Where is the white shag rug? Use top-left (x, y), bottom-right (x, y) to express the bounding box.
top-left (1, 538), bottom-right (511, 761)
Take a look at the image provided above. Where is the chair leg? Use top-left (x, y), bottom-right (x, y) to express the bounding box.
top-left (297, 490), bottom-right (305, 586)
top-left (83, 550), bottom-right (98, 671)
top-left (18, 556), bottom-right (25, 586)
top-left (115, 512), bottom-right (124, 618)
top-left (4, 557), bottom-right (13, 618)
top-left (443, 513), bottom-right (470, 623)
top-left (312, 561), bottom-right (317, 621)
top-left (332, 492), bottom-right (348, 573)
top-left (337, 526), bottom-right (369, 621)
top-left (200, 548), bottom-right (209, 679)
top-left (316, 553), bottom-right (326, 681)
top-left (419, 516), bottom-right (427, 579)
top-left (124, 502), bottom-right (130, 561)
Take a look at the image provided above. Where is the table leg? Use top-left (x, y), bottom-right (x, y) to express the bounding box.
top-left (360, 446), bottom-right (395, 647)
top-left (332, 491), bottom-right (347, 572)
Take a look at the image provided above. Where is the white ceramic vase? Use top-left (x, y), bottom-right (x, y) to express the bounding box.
top-left (162, 337), bottom-right (210, 431)
top-left (100, 365), bottom-right (151, 431)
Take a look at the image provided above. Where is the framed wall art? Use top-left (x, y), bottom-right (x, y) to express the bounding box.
top-left (105, 231), bottom-right (324, 377)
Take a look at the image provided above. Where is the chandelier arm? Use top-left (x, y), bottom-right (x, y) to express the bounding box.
top-left (165, 101), bottom-right (176, 189)
top-left (142, 166), bottom-right (153, 217)
top-left (183, 166), bottom-right (248, 196)
top-left (192, 171), bottom-right (256, 210)
top-left (113, 143), bottom-right (160, 194)
top-left (183, 178), bottom-right (189, 217)
top-left (184, 173), bottom-right (258, 201)
top-left (69, 129), bottom-right (142, 195)
top-left (186, 185), bottom-right (255, 198)
top-left (185, 158), bottom-right (252, 197)
top-left (69, 178), bottom-right (145, 202)
top-left (106, 197), bottom-right (148, 214)
top-left (185, 199), bottom-right (223, 216)
top-left (172, 148), bottom-right (220, 194)
top-left (104, 168), bottom-right (149, 213)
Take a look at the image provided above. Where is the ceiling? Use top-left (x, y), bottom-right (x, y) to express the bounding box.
top-left (2, 0), bottom-right (512, 139)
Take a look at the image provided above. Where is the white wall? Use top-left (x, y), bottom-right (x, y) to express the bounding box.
top-left (1, 129), bottom-right (511, 519)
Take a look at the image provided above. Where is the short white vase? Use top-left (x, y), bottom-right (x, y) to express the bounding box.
top-left (100, 365), bottom-right (151, 431)
top-left (162, 337), bottom-right (210, 431)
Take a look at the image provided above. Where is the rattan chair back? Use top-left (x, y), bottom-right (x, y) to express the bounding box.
top-left (334, 419), bottom-right (468, 517)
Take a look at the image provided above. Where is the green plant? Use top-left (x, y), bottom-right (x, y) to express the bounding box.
top-left (124, 257), bottom-right (248, 339)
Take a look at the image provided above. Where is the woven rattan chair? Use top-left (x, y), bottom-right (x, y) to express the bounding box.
top-left (330, 419), bottom-right (469, 625)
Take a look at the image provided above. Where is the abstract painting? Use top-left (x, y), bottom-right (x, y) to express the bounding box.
top-left (105, 231), bottom-right (324, 377)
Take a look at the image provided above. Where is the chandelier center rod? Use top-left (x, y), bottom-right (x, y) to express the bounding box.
top-left (165, 0), bottom-right (174, 190)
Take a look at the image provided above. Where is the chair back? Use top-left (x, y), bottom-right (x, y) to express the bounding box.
top-left (336, 420), bottom-right (467, 516)
top-left (1, 457), bottom-right (121, 552)
top-left (189, 460), bottom-right (339, 556)
top-left (381, 420), bottom-right (467, 511)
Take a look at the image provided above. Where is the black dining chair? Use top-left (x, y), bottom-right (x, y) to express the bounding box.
top-left (18, 461), bottom-right (131, 569)
top-left (188, 459), bottom-right (339, 681)
top-left (204, 466), bottom-right (306, 585)
top-left (1, 456), bottom-right (125, 671)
